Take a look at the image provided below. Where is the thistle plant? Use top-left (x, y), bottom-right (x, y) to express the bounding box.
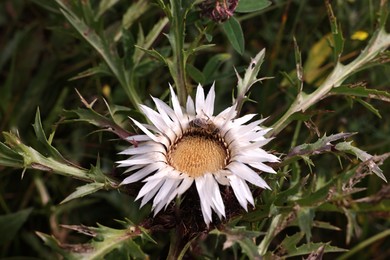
top-left (0, 0), bottom-right (389, 259)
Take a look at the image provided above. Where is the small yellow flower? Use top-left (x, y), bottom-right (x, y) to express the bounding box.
top-left (351, 31), bottom-right (369, 41)
top-left (102, 84), bottom-right (111, 98)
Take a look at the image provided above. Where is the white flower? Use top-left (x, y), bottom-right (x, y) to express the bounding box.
top-left (117, 84), bottom-right (279, 225)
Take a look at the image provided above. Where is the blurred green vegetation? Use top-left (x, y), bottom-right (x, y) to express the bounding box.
top-left (0, 0), bottom-right (389, 259)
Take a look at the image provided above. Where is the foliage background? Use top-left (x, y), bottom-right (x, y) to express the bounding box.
top-left (0, 0), bottom-right (389, 259)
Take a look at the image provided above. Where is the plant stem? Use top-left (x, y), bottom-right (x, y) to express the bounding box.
top-left (170, 0), bottom-right (188, 105)
top-left (268, 28), bottom-right (390, 137)
top-left (167, 228), bottom-right (183, 260)
top-left (337, 229), bottom-right (390, 260)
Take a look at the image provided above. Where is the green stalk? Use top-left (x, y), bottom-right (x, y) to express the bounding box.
top-left (169, 0), bottom-right (188, 105)
top-left (337, 229), bottom-right (390, 260)
top-left (268, 28), bottom-right (390, 137)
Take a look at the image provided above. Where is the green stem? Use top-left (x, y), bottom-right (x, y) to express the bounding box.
top-left (258, 214), bottom-right (283, 255)
top-left (167, 228), bottom-right (183, 260)
top-left (170, 0), bottom-right (188, 105)
top-left (337, 229), bottom-right (390, 260)
top-left (268, 29), bottom-right (390, 137)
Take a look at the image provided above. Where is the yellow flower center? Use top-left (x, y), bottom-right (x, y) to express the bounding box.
top-left (168, 131), bottom-right (229, 178)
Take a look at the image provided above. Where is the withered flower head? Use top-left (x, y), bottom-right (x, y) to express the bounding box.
top-left (200, 0), bottom-right (239, 22)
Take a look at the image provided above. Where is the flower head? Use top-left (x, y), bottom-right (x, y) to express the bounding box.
top-left (117, 84), bottom-right (279, 225)
top-left (200, 0), bottom-right (239, 23)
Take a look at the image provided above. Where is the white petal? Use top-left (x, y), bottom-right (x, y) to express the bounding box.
top-left (203, 83), bottom-right (215, 116)
top-left (249, 162), bottom-right (277, 174)
top-left (186, 95), bottom-right (195, 115)
top-left (126, 135), bottom-right (150, 142)
top-left (226, 161), bottom-right (271, 189)
top-left (120, 163), bottom-right (163, 184)
top-left (195, 175), bottom-right (213, 225)
top-left (117, 153), bottom-right (165, 166)
top-left (131, 118), bottom-right (159, 142)
top-left (228, 174), bottom-right (254, 210)
top-left (119, 143), bottom-right (165, 155)
top-left (169, 85), bottom-right (184, 119)
top-left (121, 164), bottom-right (143, 172)
top-left (151, 97), bottom-right (175, 126)
top-left (136, 178), bottom-right (165, 201)
top-left (152, 178), bottom-right (181, 214)
top-left (195, 84), bottom-right (205, 116)
top-left (233, 114), bottom-right (256, 126)
top-left (139, 105), bottom-right (171, 133)
top-left (143, 166), bottom-right (180, 182)
top-left (140, 184), bottom-right (162, 207)
top-left (176, 176), bottom-right (194, 194)
top-left (209, 176), bottom-right (225, 218)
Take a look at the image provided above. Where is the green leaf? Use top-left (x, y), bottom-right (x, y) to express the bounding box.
top-left (211, 226), bottom-right (262, 258)
top-left (186, 64), bottom-right (205, 84)
top-left (325, 1), bottom-right (344, 61)
top-left (236, 0), bottom-right (271, 13)
top-left (133, 17), bottom-right (169, 65)
top-left (331, 85), bottom-right (390, 101)
top-left (0, 141), bottom-right (23, 168)
top-left (355, 98), bottom-right (382, 118)
top-left (63, 107), bottom-right (132, 140)
top-left (2, 131), bottom-right (96, 182)
top-left (0, 208), bottom-right (33, 245)
top-left (280, 233), bottom-right (304, 252)
top-left (286, 133), bottom-right (356, 159)
top-left (121, 29), bottom-right (135, 69)
top-left (236, 237), bottom-right (262, 259)
top-left (69, 63), bottom-right (112, 80)
top-left (312, 221), bottom-right (341, 231)
top-left (222, 17), bottom-right (245, 55)
top-left (135, 46), bottom-right (168, 64)
top-left (202, 53), bottom-right (231, 82)
top-left (335, 141), bottom-right (387, 182)
top-left (54, 0), bottom-right (141, 108)
top-left (37, 222), bottom-right (151, 259)
top-left (61, 182), bottom-right (106, 204)
top-left (297, 207), bottom-right (315, 243)
top-left (96, 0), bottom-right (120, 18)
top-left (122, 1), bottom-right (149, 30)
top-left (287, 242), bottom-right (347, 257)
top-left (33, 108), bottom-right (68, 162)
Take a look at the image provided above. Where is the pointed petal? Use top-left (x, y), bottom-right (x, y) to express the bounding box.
top-left (136, 178), bottom-right (165, 201)
top-left (226, 161), bottom-right (271, 189)
top-left (204, 83), bottom-right (215, 116)
top-left (169, 84), bottom-right (184, 119)
top-left (195, 84), bottom-right (205, 115)
top-left (186, 95), bottom-right (195, 116)
top-left (195, 175), bottom-right (213, 225)
top-left (131, 118), bottom-right (159, 142)
top-left (120, 163), bottom-right (163, 184)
